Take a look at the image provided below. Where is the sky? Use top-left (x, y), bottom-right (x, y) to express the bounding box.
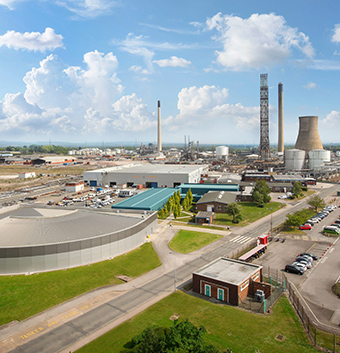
top-left (0, 0), bottom-right (340, 146)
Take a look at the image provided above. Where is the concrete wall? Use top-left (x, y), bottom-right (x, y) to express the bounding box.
top-left (0, 213), bottom-right (157, 275)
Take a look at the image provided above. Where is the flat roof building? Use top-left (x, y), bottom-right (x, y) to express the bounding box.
top-left (83, 163), bottom-right (209, 188)
top-left (193, 257), bottom-right (263, 305)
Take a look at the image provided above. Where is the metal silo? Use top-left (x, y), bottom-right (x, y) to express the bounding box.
top-left (284, 149), bottom-right (306, 170)
top-left (216, 146), bottom-right (229, 159)
top-left (309, 149), bottom-right (331, 170)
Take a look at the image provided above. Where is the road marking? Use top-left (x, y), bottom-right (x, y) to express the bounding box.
top-left (231, 235), bottom-right (252, 244)
top-left (321, 256), bottom-right (328, 264)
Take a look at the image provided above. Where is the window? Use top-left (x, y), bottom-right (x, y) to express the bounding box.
top-left (224, 206), bottom-right (228, 210)
top-left (240, 281), bottom-right (249, 291)
top-left (252, 272), bottom-right (260, 281)
top-left (217, 205), bottom-right (222, 211)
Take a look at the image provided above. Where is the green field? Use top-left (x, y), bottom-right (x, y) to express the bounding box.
top-left (76, 291), bottom-right (319, 353)
top-left (169, 229), bottom-right (222, 253)
top-left (214, 201), bottom-right (283, 227)
top-left (0, 243), bottom-right (161, 326)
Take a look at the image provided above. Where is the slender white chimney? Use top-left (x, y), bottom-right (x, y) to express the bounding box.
top-left (157, 100), bottom-right (162, 153)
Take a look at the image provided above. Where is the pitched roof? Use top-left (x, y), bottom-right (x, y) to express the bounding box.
top-left (196, 191), bottom-right (237, 205)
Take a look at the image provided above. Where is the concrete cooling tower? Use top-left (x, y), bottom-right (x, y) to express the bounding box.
top-left (295, 116), bottom-right (323, 152)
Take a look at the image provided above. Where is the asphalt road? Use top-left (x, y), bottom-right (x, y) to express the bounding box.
top-left (6, 183), bottom-right (340, 353)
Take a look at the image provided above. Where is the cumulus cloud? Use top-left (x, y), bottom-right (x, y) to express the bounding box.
top-left (0, 27), bottom-right (63, 52)
top-left (153, 56), bottom-right (191, 68)
top-left (321, 110), bottom-right (340, 126)
top-left (0, 50), bottom-right (157, 140)
top-left (304, 82), bottom-right (317, 90)
top-left (332, 24), bottom-right (340, 43)
top-left (55, 0), bottom-right (116, 18)
top-left (206, 12), bottom-right (314, 71)
top-left (163, 85), bottom-right (259, 143)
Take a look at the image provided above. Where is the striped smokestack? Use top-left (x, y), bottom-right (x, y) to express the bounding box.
top-left (157, 100), bottom-right (162, 153)
top-left (278, 82), bottom-right (284, 153)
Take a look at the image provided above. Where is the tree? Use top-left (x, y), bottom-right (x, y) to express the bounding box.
top-left (251, 180), bottom-right (271, 207)
top-left (285, 213), bottom-right (305, 228)
top-left (225, 202), bottom-right (242, 223)
top-left (122, 319), bottom-right (221, 353)
top-left (308, 195), bottom-right (326, 212)
top-left (292, 181), bottom-right (302, 198)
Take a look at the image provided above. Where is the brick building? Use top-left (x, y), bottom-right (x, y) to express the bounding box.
top-left (193, 258), bottom-right (263, 305)
top-left (196, 191), bottom-right (238, 213)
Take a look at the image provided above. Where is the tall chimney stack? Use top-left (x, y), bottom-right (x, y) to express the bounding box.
top-left (278, 83), bottom-right (284, 153)
top-left (157, 100), bottom-right (162, 153)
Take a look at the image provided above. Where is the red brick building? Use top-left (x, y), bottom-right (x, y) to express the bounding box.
top-left (193, 258), bottom-right (263, 306)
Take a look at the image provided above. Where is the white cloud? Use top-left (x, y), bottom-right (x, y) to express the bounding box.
top-left (128, 65), bottom-right (151, 75)
top-left (0, 27), bottom-right (63, 52)
top-left (0, 51), bottom-right (157, 140)
top-left (163, 85), bottom-right (259, 143)
top-left (206, 12), bottom-right (315, 71)
top-left (332, 24), bottom-right (340, 43)
top-left (304, 82), bottom-right (317, 90)
top-left (55, 0), bottom-right (116, 18)
top-left (0, 0), bottom-right (20, 9)
top-left (321, 110), bottom-right (340, 126)
top-left (153, 56), bottom-right (191, 68)
top-left (140, 23), bottom-right (199, 35)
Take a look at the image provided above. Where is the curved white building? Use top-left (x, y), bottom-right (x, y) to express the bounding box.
top-left (309, 149), bottom-right (331, 170)
top-left (284, 149), bottom-right (306, 171)
top-left (0, 207), bottom-right (157, 275)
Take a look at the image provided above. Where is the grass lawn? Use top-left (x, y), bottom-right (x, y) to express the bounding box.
top-left (76, 291), bottom-right (319, 353)
top-left (0, 243), bottom-right (161, 326)
top-left (169, 229), bottom-right (222, 253)
top-left (214, 201), bottom-right (283, 227)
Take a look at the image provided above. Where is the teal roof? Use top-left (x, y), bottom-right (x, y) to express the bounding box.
top-left (111, 188), bottom-right (177, 211)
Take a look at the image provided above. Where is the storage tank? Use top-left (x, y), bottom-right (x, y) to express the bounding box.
top-left (284, 149), bottom-right (306, 171)
top-left (216, 146), bottom-right (229, 159)
top-left (309, 149), bottom-right (331, 170)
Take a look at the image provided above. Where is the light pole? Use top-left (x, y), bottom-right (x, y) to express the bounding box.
top-left (169, 251), bottom-right (176, 291)
top-left (270, 207), bottom-right (273, 238)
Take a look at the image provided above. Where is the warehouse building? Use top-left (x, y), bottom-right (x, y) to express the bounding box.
top-left (0, 207), bottom-right (157, 275)
top-left (111, 188), bottom-right (177, 211)
top-left (193, 258), bottom-right (263, 305)
top-left (83, 163), bottom-right (208, 188)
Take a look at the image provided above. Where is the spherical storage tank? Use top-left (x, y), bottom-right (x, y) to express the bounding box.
top-left (284, 149), bottom-right (305, 170)
top-left (309, 149), bottom-right (331, 170)
top-left (216, 146), bottom-right (229, 158)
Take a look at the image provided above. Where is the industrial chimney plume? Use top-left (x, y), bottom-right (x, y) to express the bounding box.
top-left (157, 100), bottom-right (162, 153)
top-left (278, 83), bottom-right (284, 153)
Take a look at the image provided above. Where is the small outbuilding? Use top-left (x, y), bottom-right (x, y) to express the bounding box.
top-left (18, 172), bottom-right (36, 179)
top-left (193, 257), bottom-right (263, 305)
top-left (65, 181), bottom-right (84, 193)
top-left (195, 211), bottom-right (214, 225)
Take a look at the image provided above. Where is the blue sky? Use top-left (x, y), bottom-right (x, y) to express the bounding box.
top-left (0, 0), bottom-right (340, 146)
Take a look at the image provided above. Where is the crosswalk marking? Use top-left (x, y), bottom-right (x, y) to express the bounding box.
top-left (231, 235), bottom-right (252, 244)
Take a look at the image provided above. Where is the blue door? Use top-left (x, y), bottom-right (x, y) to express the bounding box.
top-left (90, 180), bottom-right (97, 186)
top-left (151, 182), bottom-right (158, 188)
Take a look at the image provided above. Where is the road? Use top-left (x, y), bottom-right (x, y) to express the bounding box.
top-left (1, 183), bottom-right (339, 353)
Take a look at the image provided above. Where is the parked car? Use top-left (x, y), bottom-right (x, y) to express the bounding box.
top-left (323, 226), bottom-right (340, 235)
top-left (299, 224), bottom-right (312, 230)
top-left (296, 257), bottom-right (312, 268)
top-left (292, 262), bottom-right (307, 271)
top-left (285, 264), bottom-right (304, 275)
top-left (299, 252), bottom-right (318, 261)
top-left (331, 223), bottom-right (340, 229)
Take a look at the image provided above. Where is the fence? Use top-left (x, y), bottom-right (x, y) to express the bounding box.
top-left (285, 274), bottom-right (340, 352)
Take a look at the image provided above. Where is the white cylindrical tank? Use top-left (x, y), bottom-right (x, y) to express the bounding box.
top-left (336, 151), bottom-right (340, 157)
top-left (216, 146), bottom-right (229, 158)
top-left (309, 149), bottom-right (331, 170)
top-left (284, 149), bottom-right (305, 170)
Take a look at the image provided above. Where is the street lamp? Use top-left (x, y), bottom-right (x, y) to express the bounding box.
top-left (169, 251), bottom-right (176, 291)
top-left (270, 207), bottom-right (273, 238)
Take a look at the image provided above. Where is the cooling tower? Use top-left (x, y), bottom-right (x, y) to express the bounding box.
top-left (295, 116), bottom-right (323, 152)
